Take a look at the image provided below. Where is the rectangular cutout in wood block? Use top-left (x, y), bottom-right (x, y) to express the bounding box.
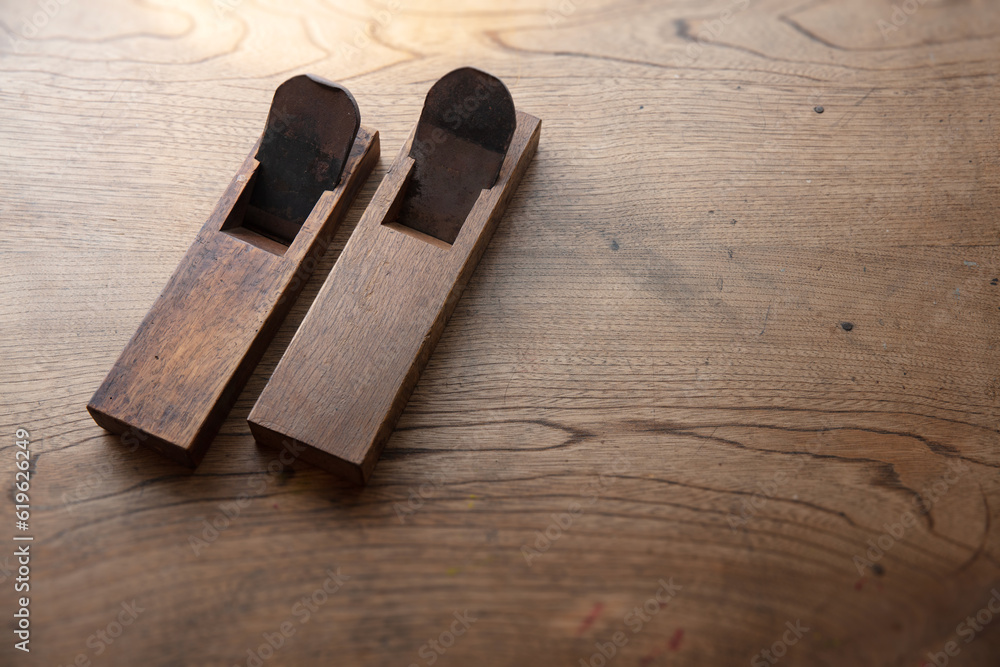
top-left (249, 108), bottom-right (540, 484)
top-left (88, 76), bottom-right (380, 467)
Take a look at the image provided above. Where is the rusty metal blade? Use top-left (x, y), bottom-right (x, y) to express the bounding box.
top-left (397, 67), bottom-right (517, 244)
top-left (248, 74), bottom-right (360, 244)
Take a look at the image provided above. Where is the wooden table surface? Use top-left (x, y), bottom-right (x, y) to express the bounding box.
top-left (2, 1), bottom-right (998, 665)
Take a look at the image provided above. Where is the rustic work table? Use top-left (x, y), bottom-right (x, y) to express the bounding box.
top-left (2, 1), bottom-right (998, 665)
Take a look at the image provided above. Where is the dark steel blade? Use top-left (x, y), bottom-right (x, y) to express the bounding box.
top-left (396, 67), bottom-right (517, 244)
top-left (248, 74), bottom-right (360, 245)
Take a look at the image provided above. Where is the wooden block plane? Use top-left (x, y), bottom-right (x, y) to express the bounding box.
top-left (88, 75), bottom-right (380, 467)
top-left (248, 67), bottom-right (541, 484)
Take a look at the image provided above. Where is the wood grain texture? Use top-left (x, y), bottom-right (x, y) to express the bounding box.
top-left (249, 110), bottom-right (540, 484)
top-left (87, 125), bottom-right (379, 467)
top-left (0, 1), bottom-right (997, 666)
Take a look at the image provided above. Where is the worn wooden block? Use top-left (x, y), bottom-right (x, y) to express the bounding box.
top-left (88, 77), bottom-right (380, 467)
top-left (249, 71), bottom-right (541, 484)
